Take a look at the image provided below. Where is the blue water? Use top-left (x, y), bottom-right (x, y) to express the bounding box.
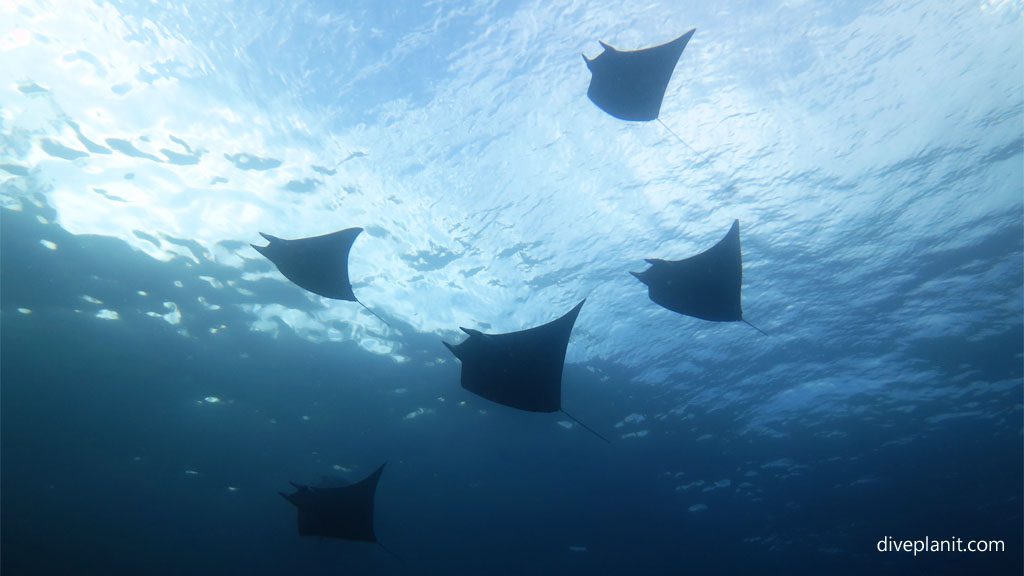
top-left (1, 1), bottom-right (1021, 575)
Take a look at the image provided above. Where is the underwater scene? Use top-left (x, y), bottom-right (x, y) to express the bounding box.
top-left (1, 1), bottom-right (1021, 575)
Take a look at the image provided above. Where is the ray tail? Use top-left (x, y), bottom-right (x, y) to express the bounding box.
top-left (742, 318), bottom-right (768, 337)
top-left (657, 118), bottom-right (699, 155)
top-left (561, 409), bottom-right (611, 443)
top-left (356, 298), bottom-right (393, 328)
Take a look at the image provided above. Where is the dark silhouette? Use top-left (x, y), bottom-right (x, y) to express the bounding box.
top-left (443, 300), bottom-right (608, 441)
top-left (251, 228), bottom-right (390, 325)
top-left (632, 220), bottom-right (766, 335)
top-left (584, 29), bottom-right (695, 122)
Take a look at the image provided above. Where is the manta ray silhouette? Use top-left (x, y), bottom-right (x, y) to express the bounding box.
top-left (279, 463), bottom-right (402, 560)
top-left (632, 220), bottom-right (766, 335)
top-left (443, 300), bottom-right (609, 441)
top-left (584, 29), bottom-right (697, 145)
top-left (251, 228), bottom-right (390, 326)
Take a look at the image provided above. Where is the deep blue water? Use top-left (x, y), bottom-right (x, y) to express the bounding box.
top-left (2, 1), bottom-right (1022, 575)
